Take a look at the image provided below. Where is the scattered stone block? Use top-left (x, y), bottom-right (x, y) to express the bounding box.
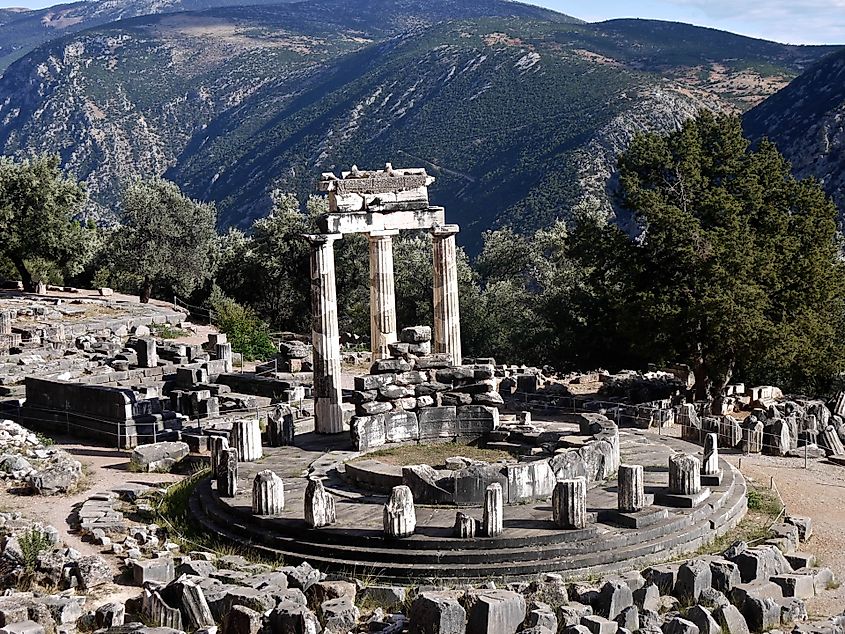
top-left (409, 591), bottom-right (467, 634)
top-left (464, 590), bottom-right (526, 634)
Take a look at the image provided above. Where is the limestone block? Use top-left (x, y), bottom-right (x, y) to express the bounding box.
top-left (686, 606), bottom-right (720, 634)
top-left (384, 411), bottom-right (420, 443)
top-left (675, 559), bottom-right (713, 602)
top-left (457, 405), bottom-right (499, 436)
top-left (418, 406), bottom-right (458, 440)
top-left (463, 590), bottom-right (526, 634)
top-left (596, 580), bottom-right (633, 619)
top-left (351, 415), bottom-right (387, 451)
top-left (409, 591), bottom-right (466, 634)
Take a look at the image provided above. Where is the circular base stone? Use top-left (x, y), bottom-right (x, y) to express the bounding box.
top-left (190, 428), bottom-right (747, 583)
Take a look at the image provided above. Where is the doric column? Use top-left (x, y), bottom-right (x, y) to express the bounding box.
top-left (483, 482), bottom-right (504, 537)
top-left (252, 470), bottom-right (285, 515)
top-left (368, 230), bottom-right (399, 360)
top-left (618, 464), bottom-right (645, 513)
top-left (384, 485), bottom-right (416, 538)
top-left (552, 478), bottom-right (587, 529)
top-left (431, 224), bottom-right (462, 365)
top-left (668, 454), bottom-right (701, 495)
top-left (702, 433), bottom-right (719, 476)
top-left (305, 234), bottom-right (344, 434)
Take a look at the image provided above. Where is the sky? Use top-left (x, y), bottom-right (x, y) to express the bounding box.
top-left (535, 1), bottom-right (845, 45)
top-left (0, 0), bottom-right (843, 45)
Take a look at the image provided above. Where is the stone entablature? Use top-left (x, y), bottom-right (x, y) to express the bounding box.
top-left (308, 165), bottom-right (464, 433)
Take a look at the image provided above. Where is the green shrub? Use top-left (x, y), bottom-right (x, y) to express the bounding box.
top-left (210, 293), bottom-right (277, 361)
top-left (19, 528), bottom-right (52, 572)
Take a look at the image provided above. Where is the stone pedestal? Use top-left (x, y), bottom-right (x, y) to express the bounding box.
top-left (252, 470), bottom-right (284, 515)
top-left (742, 422), bottom-right (764, 453)
top-left (669, 454), bottom-right (701, 494)
top-left (217, 448), bottom-right (238, 498)
top-left (267, 404), bottom-right (295, 447)
top-left (384, 485), bottom-right (416, 538)
top-left (482, 482), bottom-right (503, 537)
top-left (304, 478), bottom-right (336, 528)
top-left (0, 312), bottom-right (10, 335)
top-left (306, 234), bottom-right (345, 434)
top-left (231, 419), bottom-right (262, 462)
top-left (368, 230), bottom-right (399, 360)
top-left (552, 478), bottom-right (587, 529)
top-left (215, 342), bottom-right (233, 373)
top-left (432, 225), bottom-right (462, 366)
top-left (656, 454), bottom-right (710, 507)
top-left (209, 436), bottom-right (229, 477)
top-left (820, 425), bottom-right (845, 456)
top-left (618, 464), bottom-right (645, 512)
top-left (454, 512), bottom-right (477, 538)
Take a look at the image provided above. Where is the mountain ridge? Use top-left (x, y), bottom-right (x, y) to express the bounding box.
top-left (0, 1), bottom-right (839, 250)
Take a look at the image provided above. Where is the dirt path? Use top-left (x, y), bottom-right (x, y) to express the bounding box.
top-left (0, 437), bottom-right (184, 607)
top-left (719, 451), bottom-right (845, 618)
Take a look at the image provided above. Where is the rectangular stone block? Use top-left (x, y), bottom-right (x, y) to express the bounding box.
top-left (384, 411), bottom-right (419, 443)
top-left (506, 460), bottom-right (555, 503)
top-left (457, 405), bottom-right (499, 437)
top-left (354, 374), bottom-right (395, 391)
top-left (418, 407), bottom-right (458, 440)
top-left (351, 415), bottom-right (387, 451)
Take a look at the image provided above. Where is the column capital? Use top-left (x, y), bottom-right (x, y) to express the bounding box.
top-left (302, 233), bottom-right (343, 246)
top-left (368, 229), bottom-right (400, 239)
top-left (431, 224), bottom-right (460, 239)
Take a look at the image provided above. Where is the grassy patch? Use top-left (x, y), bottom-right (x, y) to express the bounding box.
top-left (150, 323), bottom-right (190, 340)
top-left (153, 469), bottom-right (283, 566)
top-left (350, 443), bottom-right (515, 467)
top-left (695, 484), bottom-right (784, 556)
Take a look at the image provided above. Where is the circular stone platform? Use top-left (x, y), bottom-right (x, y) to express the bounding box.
top-left (189, 428), bottom-right (747, 583)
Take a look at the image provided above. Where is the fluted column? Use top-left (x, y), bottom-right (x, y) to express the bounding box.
top-left (384, 485), bottom-right (416, 538)
top-left (252, 470), bottom-right (284, 515)
top-left (0, 312), bottom-right (10, 335)
top-left (702, 433), bottom-right (719, 476)
top-left (668, 454), bottom-right (701, 495)
top-left (483, 482), bottom-right (504, 537)
top-left (305, 234), bottom-right (344, 434)
top-left (368, 230), bottom-right (399, 360)
top-left (618, 464), bottom-right (645, 512)
top-left (432, 225), bottom-right (462, 366)
top-left (552, 478), bottom-right (587, 529)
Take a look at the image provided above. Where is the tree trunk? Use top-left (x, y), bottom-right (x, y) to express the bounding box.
top-left (709, 361), bottom-right (734, 415)
top-left (692, 361), bottom-right (710, 402)
top-left (10, 255), bottom-right (34, 293)
top-left (140, 274), bottom-right (151, 304)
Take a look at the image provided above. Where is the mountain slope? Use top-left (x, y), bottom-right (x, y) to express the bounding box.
top-left (744, 49), bottom-right (845, 214)
top-left (0, 0), bottom-right (577, 71)
top-left (0, 3), bottom-right (837, 249)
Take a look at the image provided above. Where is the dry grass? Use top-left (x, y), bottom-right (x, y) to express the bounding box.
top-left (352, 443), bottom-right (515, 467)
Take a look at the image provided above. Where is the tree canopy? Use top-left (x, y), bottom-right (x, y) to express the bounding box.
top-left (579, 111), bottom-right (845, 397)
top-left (115, 178), bottom-right (218, 302)
top-left (0, 154), bottom-right (90, 291)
